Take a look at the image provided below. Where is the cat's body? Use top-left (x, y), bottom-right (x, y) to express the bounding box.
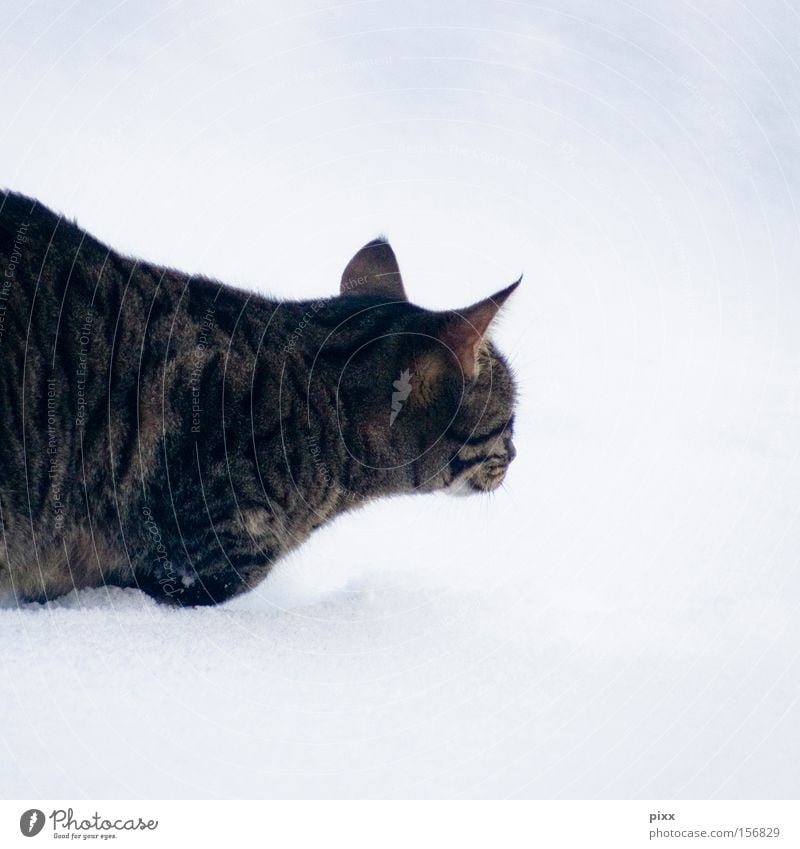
top-left (0, 191), bottom-right (518, 605)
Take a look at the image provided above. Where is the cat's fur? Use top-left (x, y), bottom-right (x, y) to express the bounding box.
top-left (0, 191), bottom-right (518, 605)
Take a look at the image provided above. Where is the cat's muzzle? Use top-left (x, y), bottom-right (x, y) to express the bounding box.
top-left (447, 438), bottom-right (516, 495)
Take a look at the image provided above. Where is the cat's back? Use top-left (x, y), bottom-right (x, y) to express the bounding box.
top-left (0, 190), bottom-right (48, 246)
top-left (0, 193), bottom-right (123, 519)
top-left (0, 190), bottom-right (118, 323)
top-left (1, 190), bottom-right (89, 265)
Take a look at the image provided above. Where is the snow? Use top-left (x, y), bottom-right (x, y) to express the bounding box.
top-left (1, 0), bottom-right (799, 798)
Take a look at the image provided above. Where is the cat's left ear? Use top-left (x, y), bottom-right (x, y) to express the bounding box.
top-left (340, 238), bottom-right (407, 301)
top-left (438, 278), bottom-right (521, 380)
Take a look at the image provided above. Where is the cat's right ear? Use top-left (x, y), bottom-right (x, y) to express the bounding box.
top-left (436, 278), bottom-right (521, 380)
top-left (406, 278), bottom-right (520, 405)
top-left (340, 238), bottom-right (408, 301)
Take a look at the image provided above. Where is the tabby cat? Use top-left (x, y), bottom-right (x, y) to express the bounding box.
top-left (0, 191), bottom-right (518, 605)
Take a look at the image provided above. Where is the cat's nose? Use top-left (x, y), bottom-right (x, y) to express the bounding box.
top-left (506, 438), bottom-right (517, 463)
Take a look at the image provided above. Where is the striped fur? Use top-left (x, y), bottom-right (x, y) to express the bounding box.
top-left (0, 193), bottom-right (518, 605)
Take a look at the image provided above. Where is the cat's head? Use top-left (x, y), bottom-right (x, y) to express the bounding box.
top-left (327, 238), bottom-right (519, 497)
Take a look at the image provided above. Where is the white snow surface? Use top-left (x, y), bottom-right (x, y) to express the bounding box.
top-left (1, 0), bottom-right (799, 798)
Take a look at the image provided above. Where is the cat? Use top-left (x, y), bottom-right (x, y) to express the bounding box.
top-left (0, 191), bottom-right (519, 606)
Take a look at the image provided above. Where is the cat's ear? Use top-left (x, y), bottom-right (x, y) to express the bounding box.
top-left (340, 238), bottom-right (407, 301)
top-left (438, 278), bottom-right (521, 380)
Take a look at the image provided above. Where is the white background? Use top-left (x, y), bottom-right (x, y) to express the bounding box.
top-left (1, 0), bottom-right (798, 798)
